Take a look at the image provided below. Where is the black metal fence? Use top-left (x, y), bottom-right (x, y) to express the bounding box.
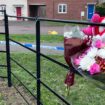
top-left (1, 10), bottom-right (105, 105)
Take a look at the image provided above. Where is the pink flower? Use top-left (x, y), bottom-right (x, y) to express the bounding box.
top-left (102, 42), bottom-right (105, 47)
top-left (91, 13), bottom-right (100, 23)
top-left (95, 40), bottom-right (103, 48)
top-left (82, 26), bottom-right (93, 36)
top-left (74, 54), bottom-right (86, 65)
top-left (89, 63), bottom-right (100, 75)
top-left (74, 58), bottom-right (80, 65)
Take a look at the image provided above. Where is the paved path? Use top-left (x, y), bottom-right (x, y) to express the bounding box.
top-left (0, 42), bottom-right (64, 55)
top-left (0, 79), bottom-right (36, 105)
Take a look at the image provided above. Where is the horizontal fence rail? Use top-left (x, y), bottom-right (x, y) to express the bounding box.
top-left (1, 9), bottom-right (105, 105)
top-left (0, 50), bottom-right (6, 53)
top-left (9, 38), bottom-right (70, 71)
top-left (0, 76), bottom-right (7, 78)
top-left (8, 15), bottom-right (105, 26)
top-left (40, 80), bottom-right (71, 105)
top-left (0, 10), bottom-right (5, 12)
top-left (13, 85), bottom-right (30, 105)
top-left (10, 57), bottom-right (37, 80)
top-left (11, 72), bottom-right (38, 101)
top-left (9, 38), bottom-right (37, 53)
top-left (8, 15), bottom-right (37, 21)
top-left (0, 64), bottom-right (7, 67)
top-left (0, 32), bottom-right (6, 34)
top-left (39, 18), bottom-right (105, 26)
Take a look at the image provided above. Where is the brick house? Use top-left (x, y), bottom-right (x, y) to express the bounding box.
top-left (28, 0), bottom-right (100, 20)
top-left (46, 0), bottom-right (98, 20)
top-left (0, 0), bottom-right (102, 20)
top-left (28, 0), bottom-right (46, 17)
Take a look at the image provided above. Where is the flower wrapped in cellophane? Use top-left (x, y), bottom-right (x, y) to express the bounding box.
top-left (73, 35), bottom-right (105, 75)
top-left (70, 35), bottom-right (105, 89)
top-left (64, 13), bottom-right (105, 89)
top-left (64, 25), bottom-right (88, 88)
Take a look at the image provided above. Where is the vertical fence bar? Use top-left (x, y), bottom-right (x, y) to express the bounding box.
top-left (36, 19), bottom-right (41, 105)
top-left (4, 10), bottom-right (12, 87)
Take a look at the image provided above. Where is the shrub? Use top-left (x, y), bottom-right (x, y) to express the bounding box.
top-left (95, 2), bottom-right (105, 16)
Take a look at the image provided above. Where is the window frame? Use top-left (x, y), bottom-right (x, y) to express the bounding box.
top-left (58, 4), bottom-right (67, 14)
top-left (0, 4), bottom-right (6, 15)
top-left (0, 4), bottom-right (6, 10)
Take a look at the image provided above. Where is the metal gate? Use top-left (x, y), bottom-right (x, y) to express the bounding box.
top-left (0, 9), bottom-right (105, 105)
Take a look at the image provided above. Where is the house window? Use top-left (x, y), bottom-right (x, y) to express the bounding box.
top-left (58, 4), bottom-right (67, 14)
top-left (0, 5), bottom-right (6, 15)
top-left (0, 5), bottom-right (6, 10)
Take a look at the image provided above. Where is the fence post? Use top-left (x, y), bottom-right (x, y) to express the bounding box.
top-left (4, 10), bottom-right (12, 87)
top-left (36, 19), bottom-right (41, 105)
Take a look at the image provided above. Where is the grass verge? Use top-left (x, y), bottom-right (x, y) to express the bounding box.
top-left (0, 34), bottom-right (63, 43)
top-left (1, 53), bottom-right (105, 105)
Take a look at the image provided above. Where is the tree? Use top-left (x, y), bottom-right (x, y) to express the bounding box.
top-left (95, 2), bottom-right (105, 16)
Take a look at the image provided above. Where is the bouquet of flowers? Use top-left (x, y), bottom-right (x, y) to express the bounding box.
top-left (64, 13), bottom-right (105, 89)
top-left (73, 35), bottom-right (105, 75)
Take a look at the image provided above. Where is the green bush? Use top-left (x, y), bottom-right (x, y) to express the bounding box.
top-left (96, 3), bottom-right (105, 16)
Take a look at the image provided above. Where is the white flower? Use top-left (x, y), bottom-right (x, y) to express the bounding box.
top-left (92, 35), bottom-right (102, 42)
top-left (101, 34), bottom-right (105, 42)
top-left (79, 56), bottom-right (95, 71)
top-left (92, 35), bottom-right (102, 46)
top-left (86, 47), bottom-right (98, 58)
top-left (97, 49), bottom-right (105, 59)
top-left (64, 32), bottom-right (72, 38)
top-left (92, 35), bottom-right (105, 46)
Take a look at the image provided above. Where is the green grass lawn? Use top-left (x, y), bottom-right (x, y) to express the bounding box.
top-left (46, 21), bottom-right (84, 27)
top-left (46, 21), bottom-right (72, 26)
top-left (1, 34), bottom-right (105, 105)
top-left (0, 34), bottom-right (63, 43)
top-left (1, 53), bottom-right (105, 105)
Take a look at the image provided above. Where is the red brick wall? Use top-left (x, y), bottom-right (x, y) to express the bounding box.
top-left (28, 0), bottom-right (98, 20)
top-left (46, 0), bottom-right (98, 20)
top-left (46, 0), bottom-right (53, 18)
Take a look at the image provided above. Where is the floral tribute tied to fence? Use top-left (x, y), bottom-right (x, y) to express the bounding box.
top-left (64, 13), bottom-right (105, 90)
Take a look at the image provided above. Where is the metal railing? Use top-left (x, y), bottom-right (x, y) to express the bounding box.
top-left (1, 10), bottom-right (105, 105)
